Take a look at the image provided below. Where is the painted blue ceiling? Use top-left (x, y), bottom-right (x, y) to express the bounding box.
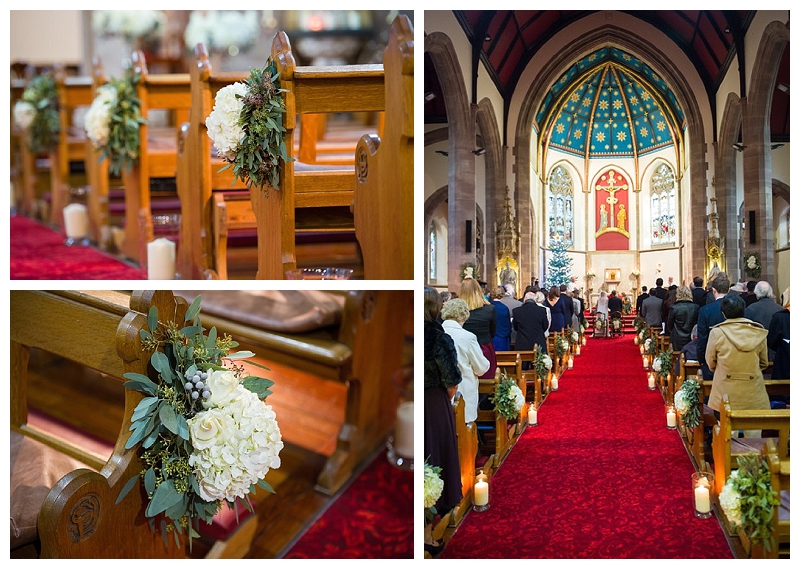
top-left (536, 47), bottom-right (686, 159)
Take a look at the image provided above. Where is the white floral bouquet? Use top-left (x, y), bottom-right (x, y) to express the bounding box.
top-left (93, 10), bottom-right (165, 43)
top-left (744, 252), bottom-right (761, 278)
top-left (555, 335), bottom-right (569, 358)
top-left (205, 60), bottom-right (292, 191)
top-left (719, 470), bottom-right (743, 526)
top-left (185, 11), bottom-right (261, 55)
top-left (117, 296), bottom-right (282, 548)
top-left (673, 378), bottom-right (701, 429)
top-left (719, 453), bottom-right (779, 550)
top-left (491, 374), bottom-right (525, 420)
top-left (84, 84), bottom-right (118, 147)
top-left (424, 461), bottom-right (444, 523)
top-left (13, 100), bottom-right (36, 131)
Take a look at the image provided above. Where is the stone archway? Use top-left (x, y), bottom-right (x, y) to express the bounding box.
top-left (424, 185), bottom-right (449, 285)
top-left (475, 97), bottom-right (504, 278)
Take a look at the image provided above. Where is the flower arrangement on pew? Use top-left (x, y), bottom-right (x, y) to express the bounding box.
top-left (93, 10), bottom-right (166, 45)
top-left (743, 252), bottom-right (762, 279)
top-left (568, 330), bottom-right (579, 351)
top-left (611, 315), bottom-right (623, 333)
top-left (423, 461), bottom-right (444, 524)
top-left (633, 316), bottom-right (646, 344)
top-left (652, 350), bottom-right (672, 382)
top-left (555, 335), bottom-right (569, 361)
top-left (14, 73), bottom-right (59, 153)
top-left (491, 372), bottom-right (525, 421)
top-left (719, 452), bottom-right (779, 553)
top-left (205, 59), bottom-right (293, 194)
top-left (673, 379), bottom-right (701, 430)
top-left (533, 344), bottom-right (553, 385)
top-left (84, 68), bottom-right (146, 176)
top-left (184, 11), bottom-right (261, 57)
top-left (117, 296), bottom-right (283, 548)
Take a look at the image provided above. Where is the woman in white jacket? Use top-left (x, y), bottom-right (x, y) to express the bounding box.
top-left (441, 298), bottom-right (490, 423)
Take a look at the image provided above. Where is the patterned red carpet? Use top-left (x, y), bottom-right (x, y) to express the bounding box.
top-left (440, 334), bottom-right (734, 559)
top-left (283, 449), bottom-right (413, 559)
top-left (10, 215), bottom-right (142, 280)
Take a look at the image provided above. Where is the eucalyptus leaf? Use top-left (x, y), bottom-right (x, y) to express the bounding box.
top-left (144, 467), bottom-right (156, 494)
top-left (148, 305), bottom-right (158, 333)
top-left (185, 296), bottom-right (202, 322)
top-left (115, 474), bottom-right (140, 504)
top-left (159, 403), bottom-right (179, 435)
top-left (226, 350), bottom-right (255, 360)
top-left (146, 479), bottom-right (183, 517)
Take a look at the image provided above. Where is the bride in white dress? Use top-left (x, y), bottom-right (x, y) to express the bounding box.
top-left (594, 291), bottom-right (609, 337)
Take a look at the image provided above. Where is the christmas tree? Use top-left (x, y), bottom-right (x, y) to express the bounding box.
top-left (546, 236), bottom-right (573, 287)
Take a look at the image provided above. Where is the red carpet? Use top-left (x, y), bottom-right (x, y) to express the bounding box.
top-left (440, 334), bottom-right (734, 559)
top-left (10, 215), bottom-right (142, 280)
top-left (283, 449), bottom-right (413, 559)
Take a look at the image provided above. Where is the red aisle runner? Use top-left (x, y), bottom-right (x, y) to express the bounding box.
top-left (10, 215), bottom-right (142, 280)
top-left (283, 449), bottom-right (413, 559)
top-left (441, 334), bottom-right (733, 559)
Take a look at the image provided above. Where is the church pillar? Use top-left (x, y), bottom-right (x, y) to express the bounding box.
top-left (448, 116), bottom-right (477, 287)
top-left (687, 120), bottom-right (710, 284)
top-left (741, 98), bottom-right (774, 286)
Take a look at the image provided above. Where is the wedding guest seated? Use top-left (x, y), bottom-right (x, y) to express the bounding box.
top-left (706, 295), bottom-right (770, 417)
top-left (441, 298), bottom-right (490, 424)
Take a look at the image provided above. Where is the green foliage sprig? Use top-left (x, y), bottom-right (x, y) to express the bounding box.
top-left (673, 379), bottom-right (701, 429)
top-left (102, 70), bottom-right (146, 176)
top-left (116, 296), bottom-right (277, 550)
top-left (533, 344), bottom-right (553, 381)
top-left (226, 59), bottom-right (292, 192)
top-left (21, 74), bottom-right (60, 153)
top-left (490, 372), bottom-right (524, 420)
top-left (720, 453), bottom-right (779, 552)
top-left (653, 350), bottom-right (672, 378)
top-left (555, 335), bottom-right (568, 358)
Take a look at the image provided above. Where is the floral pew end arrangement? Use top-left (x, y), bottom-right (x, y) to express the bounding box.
top-left (719, 452), bottom-right (780, 555)
top-left (116, 295), bottom-right (283, 548)
top-left (13, 73), bottom-right (59, 153)
top-left (652, 350), bottom-right (672, 391)
top-left (205, 58), bottom-right (293, 195)
top-left (423, 461), bottom-right (444, 524)
top-left (673, 378), bottom-right (702, 430)
top-left (533, 344), bottom-right (553, 393)
top-left (84, 67), bottom-right (146, 176)
top-left (491, 373), bottom-right (525, 421)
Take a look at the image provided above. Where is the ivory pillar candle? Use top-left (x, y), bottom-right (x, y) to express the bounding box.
top-left (473, 472), bottom-right (489, 510)
top-left (394, 401), bottom-right (414, 458)
top-left (567, 356), bottom-right (574, 369)
top-left (147, 237), bottom-right (176, 280)
top-left (648, 373), bottom-right (656, 390)
top-left (642, 355), bottom-right (649, 369)
top-left (63, 203), bottom-right (89, 240)
top-left (694, 482), bottom-right (710, 513)
top-left (528, 404), bottom-right (538, 426)
top-left (576, 345), bottom-right (581, 356)
top-left (551, 375), bottom-right (559, 391)
top-left (666, 407), bottom-right (677, 429)
top-left (692, 472), bottom-right (714, 518)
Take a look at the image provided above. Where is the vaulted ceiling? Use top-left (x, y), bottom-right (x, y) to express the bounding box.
top-left (425, 10), bottom-right (789, 142)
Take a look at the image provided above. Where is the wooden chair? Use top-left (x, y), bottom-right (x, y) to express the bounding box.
top-left (352, 14), bottom-right (413, 279)
top-left (10, 290), bottom-right (185, 558)
top-left (120, 50), bottom-right (191, 262)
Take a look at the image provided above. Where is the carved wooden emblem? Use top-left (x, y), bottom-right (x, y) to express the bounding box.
top-left (68, 494), bottom-right (101, 542)
top-left (356, 146), bottom-right (369, 183)
top-left (360, 291), bottom-right (376, 322)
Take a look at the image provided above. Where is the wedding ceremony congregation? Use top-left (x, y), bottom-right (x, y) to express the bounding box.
top-left (424, 10), bottom-right (790, 560)
top-left (9, 10), bottom-right (415, 560)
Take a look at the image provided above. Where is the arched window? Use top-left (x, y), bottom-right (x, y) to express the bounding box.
top-left (428, 221), bottom-right (437, 281)
top-left (650, 163), bottom-right (676, 245)
top-left (548, 165), bottom-right (574, 247)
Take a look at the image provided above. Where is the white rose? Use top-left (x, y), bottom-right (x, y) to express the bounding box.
top-left (203, 368), bottom-right (241, 408)
top-left (13, 101), bottom-right (36, 130)
top-left (205, 82), bottom-right (247, 160)
top-left (188, 407), bottom-right (234, 450)
top-left (543, 355), bottom-right (553, 370)
top-left (652, 359), bottom-right (662, 372)
top-left (719, 479), bottom-right (742, 527)
top-left (674, 390), bottom-right (689, 414)
top-left (424, 465), bottom-right (444, 509)
top-left (84, 84), bottom-right (117, 147)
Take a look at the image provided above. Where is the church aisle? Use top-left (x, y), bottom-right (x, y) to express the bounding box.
top-left (440, 334), bottom-right (733, 559)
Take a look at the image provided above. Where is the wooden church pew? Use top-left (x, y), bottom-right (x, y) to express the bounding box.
top-left (10, 290), bottom-right (185, 558)
top-left (496, 350), bottom-right (541, 407)
top-left (11, 73), bottom-right (28, 212)
top-left (449, 392), bottom-right (478, 527)
top-left (711, 393), bottom-right (790, 511)
top-left (762, 439), bottom-right (790, 559)
top-left (120, 50), bottom-right (191, 262)
top-left (352, 14), bottom-right (414, 279)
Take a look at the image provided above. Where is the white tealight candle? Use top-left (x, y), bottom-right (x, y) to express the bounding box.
top-left (666, 407), bottom-right (677, 428)
top-left (147, 237), bottom-right (176, 280)
top-left (394, 401), bottom-right (414, 458)
top-left (63, 203), bottom-right (89, 240)
top-left (474, 479), bottom-right (489, 506)
top-left (694, 480), bottom-right (710, 513)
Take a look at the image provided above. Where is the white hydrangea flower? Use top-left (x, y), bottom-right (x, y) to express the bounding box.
top-left (84, 84), bottom-right (117, 147)
top-left (652, 358), bottom-right (662, 372)
top-left (644, 338), bottom-right (652, 350)
top-left (205, 82), bottom-right (247, 160)
top-left (189, 383), bottom-right (283, 503)
top-left (13, 101), bottom-right (36, 130)
top-left (719, 473), bottom-right (743, 527)
top-left (543, 355), bottom-right (553, 370)
top-left (424, 464), bottom-right (444, 509)
top-left (572, 331), bottom-right (579, 342)
top-left (509, 384), bottom-right (525, 413)
top-left (674, 390), bottom-right (689, 414)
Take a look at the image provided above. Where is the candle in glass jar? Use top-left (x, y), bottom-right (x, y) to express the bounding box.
top-left (528, 404), bottom-right (537, 426)
top-left (694, 478), bottom-right (711, 513)
top-left (576, 345), bottom-right (581, 355)
top-left (551, 376), bottom-right (559, 390)
top-left (474, 478), bottom-right (489, 506)
top-left (648, 373), bottom-right (655, 390)
top-left (63, 203), bottom-right (89, 239)
top-left (567, 356), bottom-right (574, 369)
top-left (640, 345), bottom-right (645, 354)
top-left (147, 238), bottom-right (176, 280)
top-left (394, 401), bottom-right (414, 458)
top-left (666, 407), bottom-right (677, 428)
top-left (643, 356), bottom-right (649, 369)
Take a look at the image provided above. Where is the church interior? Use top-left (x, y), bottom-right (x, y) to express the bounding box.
top-left (10, 10), bottom-right (413, 281)
top-left (424, 11), bottom-right (791, 559)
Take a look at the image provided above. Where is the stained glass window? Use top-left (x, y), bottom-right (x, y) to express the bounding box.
top-left (650, 163), bottom-right (676, 245)
top-left (429, 222), bottom-right (437, 281)
top-left (548, 165), bottom-right (574, 247)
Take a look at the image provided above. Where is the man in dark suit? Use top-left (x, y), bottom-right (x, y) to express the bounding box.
top-left (651, 277), bottom-right (668, 300)
top-left (691, 276), bottom-right (707, 307)
top-left (607, 290), bottom-right (623, 314)
top-left (559, 284), bottom-right (574, 322)
top-left (696, 273), bottom-right (731, 380)
top-left (636, 286), bottom-right (648, 315)
top-left (513, 295), bottom-right (551, 369)
top-left (741, 280), bottom-right (758, 307)
top-left (641, 288), bottom-right (664, 329)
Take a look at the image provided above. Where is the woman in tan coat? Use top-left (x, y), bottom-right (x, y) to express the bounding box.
top-left (706, 294), bottom-right (770, 413)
